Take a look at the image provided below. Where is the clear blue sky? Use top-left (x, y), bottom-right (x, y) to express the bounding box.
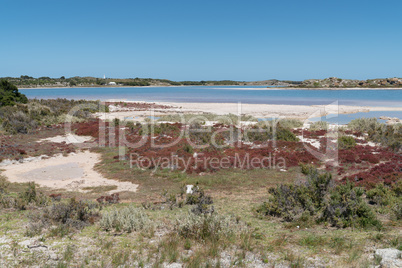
top-left (1, 0), bottom-right (401, 81)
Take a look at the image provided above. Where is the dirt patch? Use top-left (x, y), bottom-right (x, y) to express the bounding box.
top-left (0, 151), bottom-right (138, 193)
top-left (38, 134), bottom-right (93, 144)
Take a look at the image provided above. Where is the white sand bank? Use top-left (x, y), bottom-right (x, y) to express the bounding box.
top-left (98, 102), bottom-right (402, 121)
top-left (0, 151), bottom-right (138, 193)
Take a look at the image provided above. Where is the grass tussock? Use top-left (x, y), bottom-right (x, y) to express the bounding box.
top-left (100, 205), bottom-right (153, 233)
top-left (175, 212), bottom-right (248, 242)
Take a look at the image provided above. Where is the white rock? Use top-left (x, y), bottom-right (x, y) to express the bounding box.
top-left (186, 185), bottom-right (194, 194)
top-left (375, 248), bottom-right (402, 268)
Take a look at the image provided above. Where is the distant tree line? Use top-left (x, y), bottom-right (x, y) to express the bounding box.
top-left (1, 76), bottom-right (246, 87)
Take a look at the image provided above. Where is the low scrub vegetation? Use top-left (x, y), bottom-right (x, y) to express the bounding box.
top-left (175, 212), bottom-right (248, 243)
top-left (338, 135), bottom-right (357, 149)
top-left (26, 198), bottom-right (100, 237)
top-left (0, 98), bottom-right (107, 134)
top-left (257, 168), bottom-right (383, 229)
top-left (348, 118), bottom-right (402, 151)
top-left (100, 205), bottom-right (153, 233)
top-left (322, 182), bottom-right (381, 228)
top-left (348, 117), bottom-right (381, 133)
top-left (243, 124), bottom-right (299, 142)
top-left (0, 181), bottom-right (49, 210)
top-left (158, 113), bottom-right (257, 125)
top-left (309, 121), bottom-right (329, 131)
top-left (277, 118), bottom-right (304, 129)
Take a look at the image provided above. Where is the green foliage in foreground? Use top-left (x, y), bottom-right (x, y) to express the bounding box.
top-left (0, 79), bottom-right (28, 106)
top-left (257, 168), bottom-right (383, 229)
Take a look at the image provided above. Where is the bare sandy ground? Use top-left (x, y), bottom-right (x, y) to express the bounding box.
top-left (96, 102), bottom-right (402, 121)
top-left (163, 102), bottom-right (402, 119)
top-left (0, 151), bottom-right (138, 193)
top-left (38, 134), bottom-right (93, 144)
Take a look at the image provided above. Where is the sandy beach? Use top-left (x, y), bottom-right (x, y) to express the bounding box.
top-left (97, 101), bottom-right (402, 121)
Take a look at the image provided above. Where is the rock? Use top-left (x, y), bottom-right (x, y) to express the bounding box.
top-left (186, 185), bottom-right (194, 194)
top-left (48, 252), bottom-right (59, 261)
top-left (164, 263), bottom-right (182, 268)
top-left (375, 248), bottom-right (402, 268)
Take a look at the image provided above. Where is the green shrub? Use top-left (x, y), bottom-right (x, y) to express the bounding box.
top-left (0, 80), bottom-right (28, 106)
top-left (0, 108), bottom-right (38, 134)
top-left (322, 182), bottom-right (381, 229)
top-left (348, 118), bottom-right (401, 151)
top-left (0, 176), bottom-right (9, 194)
top-left (183, 143), bottom-right (194, 154)
top-left (257, 169), bottom-right (381, 229)
top-left (277, 127), bottom-right (299, 142)
top-left (100, 205), bottom-right (152, 233)
top-left (157, 184), bottom-right (214, 214)
top-left (175, 212), bottom-right (248, 242)
top-left (42, 198), bottom-right (99, 230)
top-left (300, 163), bottom-right (316, 176)
top-left (309, 121), bottom-right (328, 131)
top-left (256, 170), bottom-right (332, 222)
top-left (0, 182), bottom-right (49, 210)
top-left (366, 183), bottom-right (396, 206)
top-left (391, 199), bottom-right (402, 220)
top-left (338, 135), bottom-right (356, 150)
top-left (348, 118), bottom-right (380, 133)
top-left (186, 186), bottom-right (214, 215)
top-left (0, 98), bottom-right (105, 134)
top-left (278, 119), bottom-right (303, 129)
top-left (368, 124), bottom-right (402, 152)
top-left (391, 180), bottom-right (402, 197)
top-left (243, 124), bottom-right (298, 142)
top-left (24, 198), bottom-right (99, 237)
